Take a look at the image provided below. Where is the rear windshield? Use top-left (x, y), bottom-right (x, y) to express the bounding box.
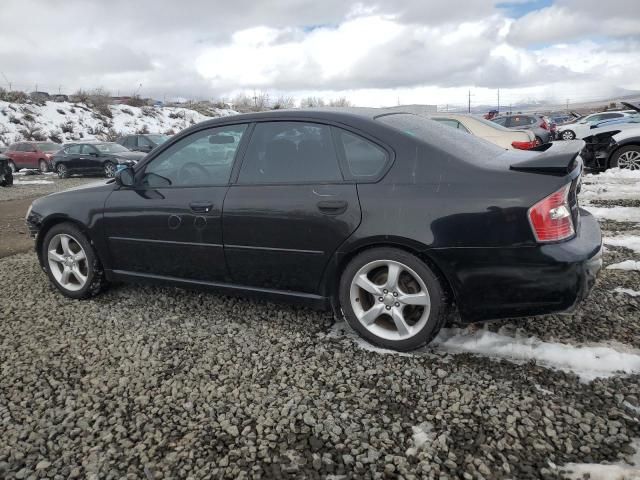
top-left (36, 142), bottom-right (61, 152)
top-left (376, 113), bottom-right (504, 163)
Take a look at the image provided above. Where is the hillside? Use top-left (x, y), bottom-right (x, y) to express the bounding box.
top-left (0, 101), bottom-right (236, 147)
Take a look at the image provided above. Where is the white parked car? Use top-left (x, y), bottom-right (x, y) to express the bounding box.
top-left (427, 113), bottom-right (537, 150)
top-left (557, 108), bottom-right (638, 140)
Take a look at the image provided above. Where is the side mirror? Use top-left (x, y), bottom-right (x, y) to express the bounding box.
top-left (115, 166), bottom-right (135, 187)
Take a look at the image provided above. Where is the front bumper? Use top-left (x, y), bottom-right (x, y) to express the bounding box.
top-left (429, 209), bottom-right (603, 322)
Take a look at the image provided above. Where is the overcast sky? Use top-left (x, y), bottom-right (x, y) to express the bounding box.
top-left (1, 0), bottom-right (639, 108)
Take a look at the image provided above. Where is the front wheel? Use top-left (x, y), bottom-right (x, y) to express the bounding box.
top-left (104, 161), bottom-right (116, 178)
top-left (610, 145), bottom-right (640, 170)
top-left (56, 164), bottom-right (69, 178)
top-left (8, 161), bottom-right (17, 173)
top-left (339, 247), bottom-right (446, 351)
top-left (42, 223), bottom-right (107, 299)
top-left (561, 130), bottom-right (575, 140)
top-left (39, 159), bottom-right (49, 173)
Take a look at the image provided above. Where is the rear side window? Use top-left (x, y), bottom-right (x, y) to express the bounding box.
top-left (238, 122), bottom-right (342, 184)
top-left (65, 145), bottom-right (82, 154)
top-left (334, 129), bottom-right (387, 178)
top-left (602, 113), bottom-right (623, 120)
top-left (492, 117), bottom-right (507, 126)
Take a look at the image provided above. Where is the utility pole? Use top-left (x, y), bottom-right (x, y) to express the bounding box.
top-left (566, 98), bottom-right (569, 113)
top-left (467, 89), bottom-right (474, 113)
top-left (497, 88), bottom-right (500, 113)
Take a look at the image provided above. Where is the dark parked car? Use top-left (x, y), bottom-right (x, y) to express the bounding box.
top-left (492, 114), bottom-right (554, 145)
top-left (116, 134), bottom-right (171, 153)
top-left (0, 153), bottom-right (13, 186)
top-left (26, 110), bottom-right (602, 351)
top-left (50, 142), bottom-right (146, 178)
top-left (4, 141), bottom-right (62, 172)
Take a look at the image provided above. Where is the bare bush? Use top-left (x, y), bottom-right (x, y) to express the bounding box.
top-left (124, 95), bottom-right (148, 107)
top-left (301, 96), bottom-right (325, 108)
top-left (60, 121), bottom-right (74, 134)
top-left (72, 88), bottom-right (113, 118)
top-left (99, 128), bottom-right (121, 142)
top-left (56, 109), bottom-right (65, 115)
top-left (20, 121), bottom-right (45, 141)
top-left (121, 108), bottom-right (134, 116)
top-left (272, 96), bottom-right (295, 110)
top-left (49, 130), bottom-right (63, 144)
top-left (137, 124), bottom-right (150, 134)
top-left (327, 97), bottom-right (352, 107)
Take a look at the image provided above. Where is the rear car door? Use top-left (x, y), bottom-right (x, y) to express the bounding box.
top-left (65, 144), bottom-right (83, 170)
top-left (103, 123), bottom-right (248, 282)
top-left (80, 144), bottom-right (102, 172)
top-left (223, 121), bottom-right (361, 294)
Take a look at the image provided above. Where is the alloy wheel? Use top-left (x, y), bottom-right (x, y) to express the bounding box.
top-left (8, 162), bottom-right (16, 173)
top-left (618, 150), bottom-right (640, 170)
top-left (561, 131), bottom-right (575, 140)
top-left (349, 259), bottom-right (431, 341)
top-left (47, 234), bottom-right (89, 292)
top-left (104, 162), bottom-right (116, 177)
top-left (39, 160), bottom-right (48, 173)
top-left (57, 164), bottom-right (67, 178)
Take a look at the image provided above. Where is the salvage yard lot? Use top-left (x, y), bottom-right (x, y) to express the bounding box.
top-left (0, 171), bottom-right (639, 479)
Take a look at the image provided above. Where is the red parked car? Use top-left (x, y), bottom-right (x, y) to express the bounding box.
top-left (4, 141), bottom-right (62, 172)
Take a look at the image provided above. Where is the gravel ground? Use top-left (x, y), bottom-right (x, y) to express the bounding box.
top-left (0, 172), bottom-right (639, 479)
top-left (0, 172), bottom-right (103, 201)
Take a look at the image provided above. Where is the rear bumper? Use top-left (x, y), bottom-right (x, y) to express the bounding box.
top-left (429, 209), bottom-right (602, 322)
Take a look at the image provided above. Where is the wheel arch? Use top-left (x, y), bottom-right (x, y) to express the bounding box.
top-left (36, 216), bottom-right (97, 268)
top-left (324, 237), bottom-right (457, 315)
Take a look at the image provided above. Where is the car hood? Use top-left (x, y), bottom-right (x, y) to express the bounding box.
top-left (613, 126), bottom-right (640, 142)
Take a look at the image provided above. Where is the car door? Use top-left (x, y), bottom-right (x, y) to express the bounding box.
top-left (8, 143), bottom-right (23, 167)
top-left (80, 144), bottom-right (102, 172)
top-left (103, 123), bottom-right (248, 282)
top-left (22, 143), bottom-right (37, 168)
top-left (223, 121), bottom-right (361, 294)
top-left (64, 144), bottom-right (83, 170)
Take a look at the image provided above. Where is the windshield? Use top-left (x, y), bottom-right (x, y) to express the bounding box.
top-left (36, 142), bottom-right (61, 152)
top-left (147, 134), bottom-right (170, 144)
top-left (94, 143), bottom-right (130, 153)
top-left (377, 113), bottom-right (505, 162)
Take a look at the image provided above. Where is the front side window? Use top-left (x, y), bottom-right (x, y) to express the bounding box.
top-left (81, 145), bottom-right (98, 154)
top-left (238, 122), bottom-right (342, 184)
top-left (66, 145), bottom-right (82, 154)
top-left (138, 136), bottom-right (154, 147)
top-left (143, 124), bottom-right (247, 188)
top-left (334, 129), bottom-right (387, 178)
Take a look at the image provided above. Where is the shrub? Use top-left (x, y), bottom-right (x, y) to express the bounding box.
top-left (49, 130), bottom-right (63, 143)
top-left (136, 124), bottom-right (150, 134)
top-left (121, 108), bottom-right (134, 116)
top-left (9, 115), bottom-right (21, 125)
top-left (100, 128), bottom-right (121, 142)
top-left (124, 95), bottom-right (147, 107)
top-left (56, 109), bottom-right (65, 115)
top-left (60, 121), bottom-right (74, 133)
top-left (23, 113), bottom-right (35, 122)
top-left (20, 121), bottom-right (44, 141)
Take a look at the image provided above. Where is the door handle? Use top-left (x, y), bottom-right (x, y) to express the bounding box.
top-left (317, 200), bottom-right (348, 215)
top-left (190, 202), bottom-right (214, 213)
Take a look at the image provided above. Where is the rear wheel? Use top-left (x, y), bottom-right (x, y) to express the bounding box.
top-left (561, 130), bottom-right (575, 140)
top-left (42, 223), bottom-right (107, 299)
top-left (610, 146), bottom-right (640, 170)
top-left (339, 247), bottom-right (446, 351)
top-left (39, 159), bottom-right (49, 173)
top-left (104, 161), bottom-right (116, 178)
top-left (56, 164), bottom-right (69, 178)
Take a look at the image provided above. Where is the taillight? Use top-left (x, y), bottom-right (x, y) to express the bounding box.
top-left (540, 119), bottom-right (549, 130)
top-left (512, 140), bottom-right (536, 150)
top-left (528, 184), bottom-right (575, 242)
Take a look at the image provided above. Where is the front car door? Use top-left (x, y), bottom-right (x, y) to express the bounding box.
top-left (103, 123), bottom-right (248, 282)
top-left (223, 121), bottom-right (362, 294)
top-left (64, 144), bottom-right (83, 170)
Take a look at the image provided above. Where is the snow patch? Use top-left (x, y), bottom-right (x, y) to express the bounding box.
top-left (14, 180), bottom-right (54, 185)
top-left (584, 206), bottom-right (640, 223)
top-left (585, 168), bottom-right (640, 180)
top-left (607, 260), bottom-right (640, 271)
top-left (605, 236), bottom-right (640, 253)
top-left (561, 438), bottom-right (640, 480)
top-left (411, 422), bottom-right (435, 449)
top-left (614, 287), bottom-right (640, 297)
top-left (431, 328), bottom-right (640, 381)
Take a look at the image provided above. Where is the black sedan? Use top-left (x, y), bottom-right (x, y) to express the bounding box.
top-left (26, 110), bottom-right (602, 351)
top-left (51, 142), bottom-right (146, 178)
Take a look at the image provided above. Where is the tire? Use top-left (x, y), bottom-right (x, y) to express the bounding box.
top-left (609, 145), bottom-right (640, 170)
top-left (339, 247), bottom-right (447, 351)
top-left (42, 222), bottom-right (107, 299)
top-left (8, 161), bottom-right (17, 173)
top-left (56, 164), bottom-right (69, 178)
top-left (39, 159), bottom-right (49, 173)
top-left (2, 171), bottom-right (13, 187)
top-left (104, 161), bottom-right (116, 178)
top-left (561, 130), bottom-right (575, 140)
top-left (534, 136), bottom-right (543, 146)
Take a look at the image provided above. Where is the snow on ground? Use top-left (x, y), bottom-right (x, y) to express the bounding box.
top-left (328, 322), bottom-right (640, 381)
top-left (0, 100), bottom-right (236, 145)
top-left (605, 235), bottom-right (640, 253)
top-left (614, 287), bottom-right (640, 297)
top-left (584, 206), bottom-right (640, 223)
top-left (561, 438), bottom-right (640, 480)
top-left (13, 180), bottom-right (54, 185)
top-left (607, 260), bottom-right (640, 271)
